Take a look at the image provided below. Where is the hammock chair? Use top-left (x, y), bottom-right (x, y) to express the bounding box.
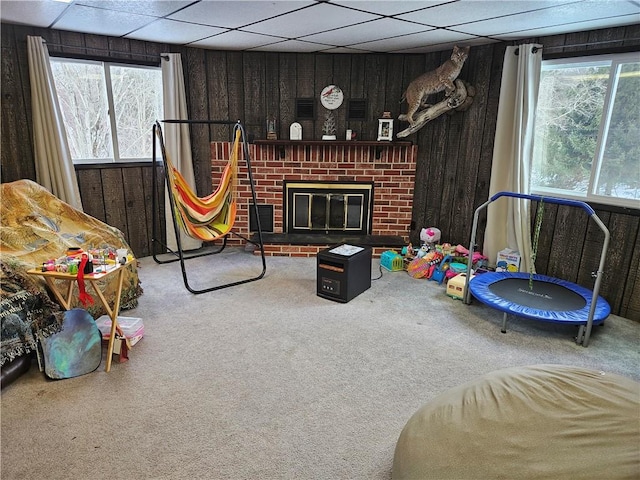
top-left (151, 119), bottom-right (266, 294)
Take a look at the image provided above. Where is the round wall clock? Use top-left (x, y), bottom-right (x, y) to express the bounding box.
top-left (320, 85), bottom-right (344, 110)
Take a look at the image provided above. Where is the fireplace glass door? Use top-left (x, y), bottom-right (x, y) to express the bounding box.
top-left (285, 181), bottom-right (373, 235)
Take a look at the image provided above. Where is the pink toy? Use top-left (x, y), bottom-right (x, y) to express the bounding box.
top-left (420, 227), bottom-right (441, 244)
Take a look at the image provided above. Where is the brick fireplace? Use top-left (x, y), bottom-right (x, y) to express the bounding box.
top-left (210, 141), bottom-right (417, 257)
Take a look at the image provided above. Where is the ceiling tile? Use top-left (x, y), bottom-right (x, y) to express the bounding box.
top-left (395, 37), bottom-right (498, 54)
top-left (331, 0), bottom-right (453, 17)
top-left (189, 29), bottom-right (288, 50)
top-left (320, 46), bottom-right (378, 54)
top-left (301, 18), bottom-right (432, 45)
top-left (244, 2), bottom-right (380, 37)
top-left (352, 28), bottom-right (476, 52)
top-left (168, 1), bottom-right (315, 28)
top-left (490, 13), bottom-right (640, 40)
top-left (250, 39), bottom-right (336, 52)
top-left (396, 0), bottom-right (578, 27)
top-left (126, 19), bottom-right (228, 44)
top-left (74, 0), bottom-right (192, 18)
top-left (455, 0), bottom-right (640, 36)
top-left (0, 1), bottom-right (69, 28)
top-left (1, 0), bottom-right (637, 54)
top-left (52, 4), bottom-right (156, 36)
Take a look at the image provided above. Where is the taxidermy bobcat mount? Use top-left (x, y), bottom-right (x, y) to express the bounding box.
top-left (397, 46), bottom-right (475, 138)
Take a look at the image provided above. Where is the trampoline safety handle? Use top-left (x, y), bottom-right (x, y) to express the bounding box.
top-left (489, 191), bottom-right (596, 216)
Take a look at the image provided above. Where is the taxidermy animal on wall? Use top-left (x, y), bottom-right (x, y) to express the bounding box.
top-left (400, 45), bottom-right (470, 127)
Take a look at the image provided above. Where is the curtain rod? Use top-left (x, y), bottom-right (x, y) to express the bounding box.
top-left (515, 37), bottom-right (640, 54)
top-left (543, 37), bottom-right (640, 51)
top-left (514, 46), bottom-right (541, 55)
top-left (43, 41), bottom-right (169, 60)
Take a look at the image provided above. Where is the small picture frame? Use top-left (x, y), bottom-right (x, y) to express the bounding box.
top-left (377, 118), bottom-right (393, 141)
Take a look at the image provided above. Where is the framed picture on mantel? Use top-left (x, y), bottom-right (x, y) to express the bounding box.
top-left (377, 118), bottom-right (393, 141)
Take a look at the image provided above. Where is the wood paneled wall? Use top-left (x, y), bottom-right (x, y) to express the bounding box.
top-left (1, 23), bottom-right (639, 320)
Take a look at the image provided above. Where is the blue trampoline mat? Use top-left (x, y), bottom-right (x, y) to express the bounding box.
top-left (469, 272), bottom-right (611, 325)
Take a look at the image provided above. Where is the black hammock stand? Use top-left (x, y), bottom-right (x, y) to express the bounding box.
top-left (151, 119), bottom-right (266, 294)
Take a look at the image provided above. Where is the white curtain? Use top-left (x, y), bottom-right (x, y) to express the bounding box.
top-left (161, 53), bottom-right (201, 251)
top-left (27, 36), bottom-right (83, 211)
top-left (484, 44), bottom-right (542, 273)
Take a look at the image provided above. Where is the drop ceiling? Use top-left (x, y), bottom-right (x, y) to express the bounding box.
top-left (1, 0), bottom-right (639, 53)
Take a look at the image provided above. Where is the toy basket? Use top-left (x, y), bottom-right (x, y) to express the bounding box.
top-left (381, 250), bottom-right (404, 271)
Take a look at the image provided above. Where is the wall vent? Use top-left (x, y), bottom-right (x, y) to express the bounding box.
top-left (295, 98), bottom-right (315, 120)
top-left (347, 99), bottom-right (367, 121)
top-left (249, 204), bottom-right (274, 233)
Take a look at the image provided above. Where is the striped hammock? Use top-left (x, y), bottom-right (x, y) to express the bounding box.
top-left (160, 126), bottom-right (240, 242)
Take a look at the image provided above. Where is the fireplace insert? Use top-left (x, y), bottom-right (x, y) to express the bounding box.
top-left (284, 180), bottom-right (374, 236)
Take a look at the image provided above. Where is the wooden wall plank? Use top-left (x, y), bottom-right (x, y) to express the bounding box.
top-left (314, 54), bottom-right (334, 140)
top-left (1, 25), bottom-right (34, 182)
top-left (122, 166), bottom-right (147, 255)
top-left (577, 208), bottom-right (611, 288)
top-left (621, 228), bottom-right (640, 319)
top-left (243, 51), bottom-right (266, 141)
top-left (77, 169), bottom-right (106, 223)
top-left (597, 213), bottom-right (640, 312)
top-left (101, 169), bottom-right (128, 236)
top-left (264, 52), bottom-right (280, 139)
top-left (546, 204), bottom-right (588, 282)
top-left (226, 52), bottom-right (245, 130)
top-left (206, 50), bottom-right (231, 141)
top-left (333, 54), bottom-right (352, 136)
top-left (296, 53), bottom-right (316, 139)
top-left (184, 46), bottom-right (210, 195)
top-left (402, 54), bottom-right (428, 242)
top-left (145, 163), bottom-right (167, 257)
top-left (278, 53), bottom-right (296, 140)
top-left (452, 44), bottom-right (493, 247)
top-left (348, 55), bottom-right (366, 138)
top-left (363, 54), bottom-right (387, 141)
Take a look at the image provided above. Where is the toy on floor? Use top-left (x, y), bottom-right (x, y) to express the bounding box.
top-left (420, 227), bottom-right (441, 247)
top-left (430, 255), bottom-right (453, 284)
top-left (381, 250), bottom-right (404, 271)
top-left (407, 251), bottom-right (443, 279)
top-left (446, 273), bottom-right (475, 300)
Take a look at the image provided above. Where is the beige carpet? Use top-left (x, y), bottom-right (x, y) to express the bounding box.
top-left (2, 248), bottom-right (639, 479)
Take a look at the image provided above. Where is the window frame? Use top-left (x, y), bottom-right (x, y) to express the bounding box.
top-left (50, 56), bottom-right (163, 165)
top-left (531, 51), bottom-right (640, 210)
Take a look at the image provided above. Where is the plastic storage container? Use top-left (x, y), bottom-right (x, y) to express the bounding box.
top-left (95, 315), bottom-right (144, 348)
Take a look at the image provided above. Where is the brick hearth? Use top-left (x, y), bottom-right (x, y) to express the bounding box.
top-left (211, 141), bottom-right (417, 257)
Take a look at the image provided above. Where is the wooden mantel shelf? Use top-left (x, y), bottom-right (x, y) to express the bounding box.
top-left (254, 139), bottom-right (413, 147)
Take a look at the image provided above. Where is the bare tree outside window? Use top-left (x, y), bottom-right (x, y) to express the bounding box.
top-left (50, 58), bottom-right (163, 164)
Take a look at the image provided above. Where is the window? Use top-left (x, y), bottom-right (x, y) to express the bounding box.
top-left (532, 52), bottom-right (640, 209)
top-left (50, 58), bottom-right (163, 164)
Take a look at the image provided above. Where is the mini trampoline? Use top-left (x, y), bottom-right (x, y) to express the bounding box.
top-left (464, 192), bottom-right (611, 347)
top-left (469, 271), bottom-right (610, 324)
